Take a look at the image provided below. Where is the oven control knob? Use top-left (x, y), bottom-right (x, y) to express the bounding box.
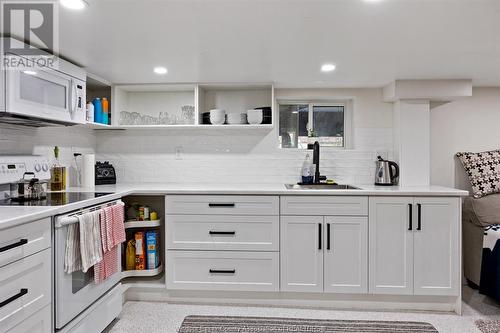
top-left (34, 163), bottom-right (41, 172)
top-left (42, 163), bottom-right (49, 172)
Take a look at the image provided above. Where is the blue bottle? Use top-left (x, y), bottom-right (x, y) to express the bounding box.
top-left (93, 98), bottom-right (103, 124)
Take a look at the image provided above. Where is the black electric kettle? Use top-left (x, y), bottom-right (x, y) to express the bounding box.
top-left (374, 156), bottom-right (399, 186)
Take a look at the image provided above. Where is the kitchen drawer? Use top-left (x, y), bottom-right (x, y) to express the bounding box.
top-left (166, 215), bottom-right (279, 251)
top-left (5, 305), bottom-right (51, 333)
top-left (166, 251), bottom-right (279, 291)
top-left (0, 218), bottom-right (51, 268)
top-left (165, 195), bottom-right (279, 215)
top-left (60, 284), bottom-right (122, 333)
top-left (280, 196), bottom-right (368, 216)
top-left (0, 249), bottom-right (51, 333)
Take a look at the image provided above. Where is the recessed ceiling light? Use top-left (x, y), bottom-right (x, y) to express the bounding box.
top-left (153, 66), bottom-right (168, 75)
top-left (60, 0), bottom-right (88, 10)
top-left (321, 64), bottom-right (336, 72)
top-left (23, 70), bottom-right (37, 75)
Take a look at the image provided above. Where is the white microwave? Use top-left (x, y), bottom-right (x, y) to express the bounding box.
top-left (0, 40), bottom-right (86, 126)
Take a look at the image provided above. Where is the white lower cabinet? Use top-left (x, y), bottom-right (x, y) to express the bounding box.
top-left (324, 216), bottom-right (368, 294)
top-left (280, 215), bottom-right (368, 294)
top-left (166, 251), bottom-right (279, 291)
top-left (369, 197), bottom-right (414, 295)
top-left (6, 305), bottom-right (51, 333)
top-left (164, 194), bottom-right (461, 303)
top-left (0, 249), bottom-right (51, 333)
top-left (413, 197), bottom-right (460, 296)
top-left (280, 216), bottom-right (323, 292)
top-left (369, 196), bottom-right (460, 296)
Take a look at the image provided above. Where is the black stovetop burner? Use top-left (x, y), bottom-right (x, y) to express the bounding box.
top-left (0, 192), bottom-right (114, 206)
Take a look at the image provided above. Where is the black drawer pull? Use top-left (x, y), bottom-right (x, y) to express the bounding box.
top-left (208, 203), bottom-right (235, 208)
top-left (0, 289), bottom-right (28, 308)
top-left (318, 223), bottom-right (322, 250)
top-left (209, 269), bottom-right (236, 274)
top-left (417, 203), bottom-right (422, 231)
top-left (209, 231), bottom-right (236, 236)
top-left (327, 223), bottom-right (331, 250)
top-left (0, 239), bottom-right (28, 253)
top-left (408, 204), bottom-right (413, 231)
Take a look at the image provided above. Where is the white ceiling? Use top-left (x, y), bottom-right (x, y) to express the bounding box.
top-left (55, 0), bottom-right (500, 87)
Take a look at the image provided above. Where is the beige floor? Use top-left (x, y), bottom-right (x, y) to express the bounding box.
top-left (107, 286), bottom-right (500, 333)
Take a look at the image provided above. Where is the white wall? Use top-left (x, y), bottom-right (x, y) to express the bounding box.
top-left (431, 87), bottom-right (500, 188)
top-left (96, 88), bottom-right (393, 184)
top-left (0, 124), bottom-right (96, 185)
top-left (0, 88), bottom-right (393, 186)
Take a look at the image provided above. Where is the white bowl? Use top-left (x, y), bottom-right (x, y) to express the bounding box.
top-left (226, 112), bottom-right (248, 125)
top-left (210, 109), bottom-right (226, 125)
top-left (246, 109), bottom-right (263, 124)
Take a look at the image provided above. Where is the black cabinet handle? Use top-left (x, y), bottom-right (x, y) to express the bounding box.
top-left (326, 223), bottom-right (331, 250)
top-left (0, 239), bottom-right (28, 253)
top-left (408, 204), bottom-right (413, 231)
top-left (209, 231), bottom-right (236, 236)
top-left (208, 203), bottom-right (235, 208)
top-left (209, 269), bottom-right (236, 274)
top-left (0, 289), bottom-right (28, 308)
top-left (318, 223), bottom-right (322, 250)
top-left (417, 203), bottom-right (422, 231)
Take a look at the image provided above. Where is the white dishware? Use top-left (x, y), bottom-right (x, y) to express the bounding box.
top-left (226, 112), bottom-right (248, 125)
top-left (246, 109), bottom-right (263, 124)
top-left (210, 109), bottom-right (226, 125)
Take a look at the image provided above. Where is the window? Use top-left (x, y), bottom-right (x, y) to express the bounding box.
top-left (279, 102), bottom-right (347, 149)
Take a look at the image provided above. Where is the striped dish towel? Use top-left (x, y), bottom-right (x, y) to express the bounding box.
top-left (79, 210), bottom-right (103, 273)
top-left (94, 203), bottom-right (125, 283)
top-left (64, 222), bottom-right (82, 273)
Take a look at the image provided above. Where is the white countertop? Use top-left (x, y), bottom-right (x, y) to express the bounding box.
top-left (0, 182), bottom-right (468, 230)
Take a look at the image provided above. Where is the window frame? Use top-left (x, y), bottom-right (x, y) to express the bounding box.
top-left (277, 99), bottom-right (352, 149)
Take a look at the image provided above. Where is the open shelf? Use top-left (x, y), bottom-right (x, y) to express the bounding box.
top-left (95, 83), bottom-right (274, 130)
top-left (121, 262), bottom-right (163, 278)
top-left (86, 73), bottom-right (112, 126)
top-left (124, 219), bottom-right (162, 229)
top-left (85, 122), bottom-right (113, 129)
top-left (197, 83), bottom-right (273, 126)
top-left (88, 123), bottom-right (274, 130)
top-left (113, 84), bottom-right (196, 126)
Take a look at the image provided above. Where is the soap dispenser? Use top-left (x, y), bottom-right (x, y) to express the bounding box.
top-left (301, 154), bottom-right (314, 184)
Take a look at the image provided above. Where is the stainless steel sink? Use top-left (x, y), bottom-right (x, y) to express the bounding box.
top-left (285, 184), bottom-right (361, 190)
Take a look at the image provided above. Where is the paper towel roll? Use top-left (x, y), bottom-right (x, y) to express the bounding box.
top-left (81, 154), bottom-right (95, 189)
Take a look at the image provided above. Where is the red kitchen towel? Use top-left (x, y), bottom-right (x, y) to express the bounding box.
top-left (94, 245), bottom-right (118, 284)
top-left (99, 208), bottom-right (108, 251)
top-left (110, 202), bottom-right (126, 248)
top-left (94, 202), bottom-right (125, 284)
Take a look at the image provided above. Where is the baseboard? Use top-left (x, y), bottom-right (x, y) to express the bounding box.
top-left (123, 288), bottom-right (461, 314)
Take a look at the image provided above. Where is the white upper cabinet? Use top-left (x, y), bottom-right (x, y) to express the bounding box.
top-left (280, 215), bottom-right (323, 292)
top-left (324, 216), bottom-right (368, 294)
top-left (413, 197), bottom-right (460, 296)
top-left (369, 197), bottom-right (414, 295)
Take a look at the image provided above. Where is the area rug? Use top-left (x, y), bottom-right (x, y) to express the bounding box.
top-left (178, 315), bottom-right (439, 332)
top-left (475, 319), bottom-right (500, 333)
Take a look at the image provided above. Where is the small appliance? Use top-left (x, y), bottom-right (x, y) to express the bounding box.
top-left (95, 161), bottom-right (116, 185)
top-left (0, 37), bottom-right (86, 127)
top-left (374, 156), bottom-right (399, 186)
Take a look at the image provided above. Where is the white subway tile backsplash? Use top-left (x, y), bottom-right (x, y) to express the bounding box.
top-left (1, 124), bottom-right (391, 186)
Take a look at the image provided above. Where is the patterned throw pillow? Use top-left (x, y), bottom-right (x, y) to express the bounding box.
top-left (456, 150), bottom-right (500, 198)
